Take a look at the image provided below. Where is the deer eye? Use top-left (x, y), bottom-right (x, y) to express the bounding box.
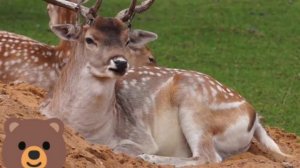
top-left (149, 57), bottom-right (156, 63)
top-left (85, 37), bottom-right (96, 45)
top-left (125, 40), bottom-right (130, 46)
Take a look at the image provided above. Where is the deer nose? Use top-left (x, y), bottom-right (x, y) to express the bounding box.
top-left (111, 56), bottom-right (128, 75)
top-left (114, 60), bottom-right (128, 73)
top-left (28, 150), bottom-right (40, 160)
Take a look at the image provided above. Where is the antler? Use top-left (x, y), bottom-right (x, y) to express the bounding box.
top-left (44, 0), bottom-right (89, 17)
top-left (89, 0), bottom-right (103, 17)
top-left (44, 0), bottom-right (102, 21)
top-left (117, 0), bottom-right (155, 22)
top-left (134, 0), bottom-right (155, 13)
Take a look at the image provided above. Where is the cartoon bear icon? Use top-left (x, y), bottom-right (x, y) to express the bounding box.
top-left (2, 118), bottom-right (66, 168)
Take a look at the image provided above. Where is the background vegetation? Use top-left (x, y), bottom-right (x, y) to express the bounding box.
top-left (0, 0), bottom-right (299, 134)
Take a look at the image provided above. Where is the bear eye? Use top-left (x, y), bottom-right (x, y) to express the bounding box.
top-left (18, 141), bottom-right (26, 150)
top-left (42, 141), bottom-right (50, 150)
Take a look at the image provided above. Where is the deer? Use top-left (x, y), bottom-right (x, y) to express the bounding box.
top-left (0, 0), bottom-right (157, 91)
top-left (40, 0), bottom-right (290, 167)
top-left (0, 0), bottom-right (79, 90)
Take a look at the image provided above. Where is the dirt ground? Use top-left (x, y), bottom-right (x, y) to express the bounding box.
top-left (0, 82), bottom-right (299, 168)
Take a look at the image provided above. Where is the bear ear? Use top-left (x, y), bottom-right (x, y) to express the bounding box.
top-left (48, 118), bottom-right (64, 135)
top-left (4, 118), bottom-right (21, 134)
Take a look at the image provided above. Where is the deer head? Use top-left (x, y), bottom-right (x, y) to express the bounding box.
top-left (44, 0), bottom-right (156, 79)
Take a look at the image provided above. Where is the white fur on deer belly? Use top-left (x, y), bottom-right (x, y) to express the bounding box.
top-left (152, 107), bottom-right (191, 157)
top-left (213, 115), bottom-right (254, 158)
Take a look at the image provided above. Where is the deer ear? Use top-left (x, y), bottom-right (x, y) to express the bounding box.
top-left (50, 24), bottom-right (82, 41)
top-left (128, 29), bottom-right (158, 48)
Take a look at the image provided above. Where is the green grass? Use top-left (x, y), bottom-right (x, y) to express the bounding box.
top-left (0, 0), bottom-right (299, 134)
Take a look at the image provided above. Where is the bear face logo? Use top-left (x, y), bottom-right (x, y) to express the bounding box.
top-left (2, 118), bottom-right (66, 168)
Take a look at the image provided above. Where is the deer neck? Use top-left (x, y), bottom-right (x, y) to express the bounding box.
top-left (54, 40), bottom-right (75, 69)
top-left (41, 44), bottom-right (119, 146)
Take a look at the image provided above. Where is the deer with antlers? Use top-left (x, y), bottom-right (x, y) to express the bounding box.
top-left (0, 0), bottom-right (157, 91)
top-left (41, 0), bottom-right (289, 167)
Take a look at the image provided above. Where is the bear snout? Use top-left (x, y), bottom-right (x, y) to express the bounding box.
top-left (21, 146), bottom-right (48, 168)
top-left (29, 150), bottom-right (40, 160)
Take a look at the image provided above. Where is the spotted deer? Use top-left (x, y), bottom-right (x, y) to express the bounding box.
top-left (41, 0), bottom-right (289, 167)
top-left (0, 0), bottom-right (79, 90)
top-left (0, 0), bottom-right (157, 91)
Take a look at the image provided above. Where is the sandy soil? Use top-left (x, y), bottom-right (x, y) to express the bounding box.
top-left (0, 82), bottom-right (299, 168)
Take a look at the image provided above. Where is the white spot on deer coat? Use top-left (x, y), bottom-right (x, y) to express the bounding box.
top-left (216, 85), bottom-right (223, 92)
top-left (197, 77), bottom-right (204, 83)
top-left (142, 77), bottom-right (151, 82)
top-left (16, 52), bottom-right (21, 57)
top-left (183, 73), bottom-right (192, 77)
top-left (210, 100), bottom-right (245, 110)
top-left (209, 80), bottom-right (215, 86)
top-left (149, 72), bottom-right (155, 76)
top-left (130, 79), bottom-right (137, 86)
top-left (3, 52), bottom-right (8, 57)
top-left (161, 71), bottom-right (167, 74)
top-left (128, 69), bottom-right (135, 73)
top-left (34, 57), bottom-right (39, 63)
top-left (226, 88), bottom-right (232, 93)
top-left (211, 87), bottom-right (217, 97)
top-left (122, 80), bottom-right (129, 89)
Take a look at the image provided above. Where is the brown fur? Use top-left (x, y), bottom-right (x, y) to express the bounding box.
top-left (2, 118), bottom-right (66, 168)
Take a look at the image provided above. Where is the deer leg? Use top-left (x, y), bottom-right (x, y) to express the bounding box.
top-left (138, 136), bottom-right (222, 167)
top-left (178, 105), bottom-right (223, 163)
top-left (113, 129), bottom-right (159, 156)
top-left (138, 106), bottom-right (222, 167)
top-left (113, 139), bottom-right (145, 156)
top-left (138, 154), bottom-right (204, 167)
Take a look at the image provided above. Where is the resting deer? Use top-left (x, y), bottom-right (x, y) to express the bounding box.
top-left (0, 0), bottom-right (79, 90)
top-left (41, 0), bottom-right (289, 167)
top-left (0, 0), bottom-right (157, 91)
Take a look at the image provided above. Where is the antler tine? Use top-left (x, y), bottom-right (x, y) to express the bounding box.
top-left (89, 0), bottom-right (103, 17)
top-left (44, 0), bottom-right (90, 19)
top-left (116, 0), bottom-right (155, 22)
top-left (134, 0), bottom-right (155, 13)
top-left (120, 0), bottom-right (137, 22)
